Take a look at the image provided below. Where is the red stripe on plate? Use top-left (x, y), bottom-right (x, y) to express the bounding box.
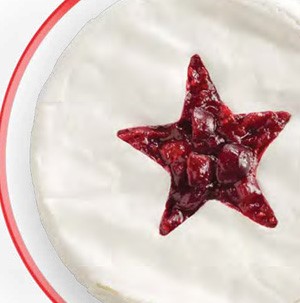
top-left (0, 1), bottom-right (80, 302)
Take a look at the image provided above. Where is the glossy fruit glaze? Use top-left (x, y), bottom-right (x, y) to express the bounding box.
top-left (118, 55), bottom-right (291, 236)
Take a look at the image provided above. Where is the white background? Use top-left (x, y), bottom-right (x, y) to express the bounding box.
top-left (0, 1), bottom-right (61, 302)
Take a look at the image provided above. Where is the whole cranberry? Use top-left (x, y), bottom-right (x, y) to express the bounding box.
top-left (216, 144), bottom-right (254, 184)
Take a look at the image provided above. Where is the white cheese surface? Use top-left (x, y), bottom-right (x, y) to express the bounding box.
top-left (31, 0), bottom-right (300, 302)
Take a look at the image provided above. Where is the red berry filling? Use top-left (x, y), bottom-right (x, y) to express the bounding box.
top-left (117, 54), bottom-right (291, 236)
top-left (187, 153), bottom-right (212, 188)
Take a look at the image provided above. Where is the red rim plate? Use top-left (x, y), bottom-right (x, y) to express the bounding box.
top-left (0, 1), bottom-right (80, 302)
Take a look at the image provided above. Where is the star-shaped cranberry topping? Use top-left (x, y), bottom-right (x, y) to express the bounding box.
top-left (117, 55), bottom-right (291, 236)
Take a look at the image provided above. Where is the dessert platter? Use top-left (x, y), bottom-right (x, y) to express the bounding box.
top-left (2, 0), bottom-right (300, 302)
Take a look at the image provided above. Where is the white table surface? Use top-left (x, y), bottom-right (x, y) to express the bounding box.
top-left (0, 1), bottom-right (61, 302)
